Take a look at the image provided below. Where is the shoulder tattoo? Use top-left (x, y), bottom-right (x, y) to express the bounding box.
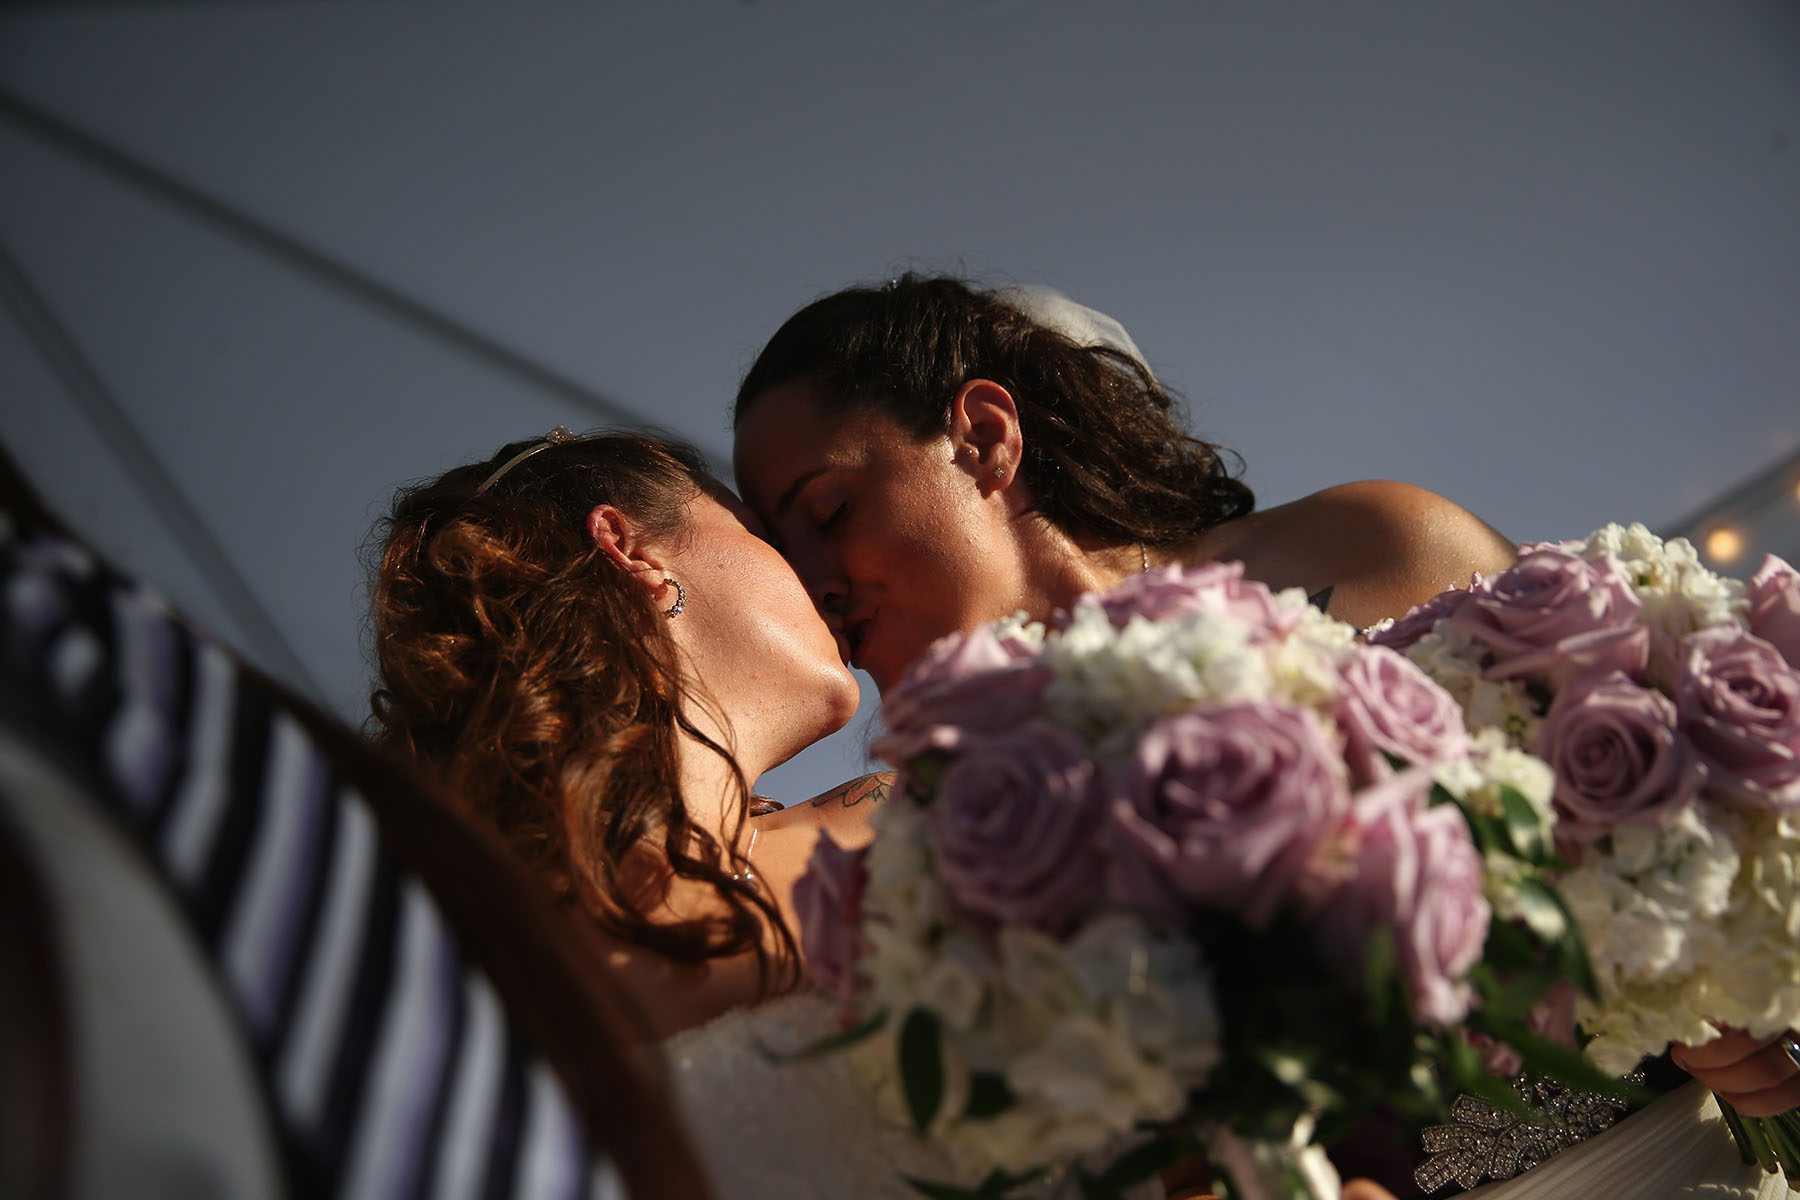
top-left (808, 771), bottom-right (894, 809)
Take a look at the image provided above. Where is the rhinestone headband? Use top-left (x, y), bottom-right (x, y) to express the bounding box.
top-left (473, 425), bottom-right (580, 495)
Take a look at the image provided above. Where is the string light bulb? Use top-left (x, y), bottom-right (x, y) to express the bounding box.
top-left (1705, 527), bottom-right (1744, 564)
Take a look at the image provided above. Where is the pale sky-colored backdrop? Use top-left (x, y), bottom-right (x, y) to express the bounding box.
top-left (2, 2), bottom-right (1797, 802)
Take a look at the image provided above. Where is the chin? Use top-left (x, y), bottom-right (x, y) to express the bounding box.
top-left (822, 668), bottom-right (861, 732)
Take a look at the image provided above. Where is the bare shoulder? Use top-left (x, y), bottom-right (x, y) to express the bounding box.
top-left (805, 771), bottom-right (894, 811)
top-left (754, 771), bottom-right (892, 848)
top-left (1197, 481), bottom-right (1516, 628)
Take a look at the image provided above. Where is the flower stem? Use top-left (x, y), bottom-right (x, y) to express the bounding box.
top-left (1720, 1098), bottom-right (1780, 1176)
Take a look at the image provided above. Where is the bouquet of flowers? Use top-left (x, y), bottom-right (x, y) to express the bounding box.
top-left (792, 562), bottom-right (1600, 1200)
top-left (1369, 523), bottom-right (1800, 1182)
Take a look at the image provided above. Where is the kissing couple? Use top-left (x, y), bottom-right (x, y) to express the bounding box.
top-left (367, 274), bottom-right (1788, 1199)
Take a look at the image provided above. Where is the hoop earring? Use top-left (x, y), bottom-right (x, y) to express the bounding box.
top-left (662, 576), bottom-right (687, 618)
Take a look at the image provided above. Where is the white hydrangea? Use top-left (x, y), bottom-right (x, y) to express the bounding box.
top-left (1710, 811), bottom-right (1800, 1034)
top-left (1262, 631), bottom-right (1347, 709)
top-left (1041, 603), bottom-right (1268, 749)
top-left (1287, 595), bottom-right (1360, 660)
top-left (1404, 626), bottom-right (1487, 717)
top-left (856, 801), bottom-right (951, 1014)
top-left (1437, 729), bottom-right (1556, 824)
top-left (1480, 849), bottom-right (1536, 925)
top-left (990, 610), bottom-right (1048, 648)
top-left (1464, 678), bottom-right (1546, 747)
top-left (1559, 804), bottom-right (1785, 1072)
top-left (1575, 523), bottom-right (1748, 686)
top-left (922, 916), bottom-right (1220, 1178)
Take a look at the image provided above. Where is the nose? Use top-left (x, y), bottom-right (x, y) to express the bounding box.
top-left (781, 539), bottom-right (847, 621)
top-left (813, 572), bottom-right (848, 619)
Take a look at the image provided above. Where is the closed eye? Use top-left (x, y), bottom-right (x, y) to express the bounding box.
top-left (818, 502), bottom-right (848, 534)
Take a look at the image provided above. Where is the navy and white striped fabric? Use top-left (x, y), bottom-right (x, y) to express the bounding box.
top-left (0, 515), bottom-right (624, 1200)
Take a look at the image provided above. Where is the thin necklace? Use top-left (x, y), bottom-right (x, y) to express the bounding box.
top-left (1140, 543), bottom-right (1150, 573)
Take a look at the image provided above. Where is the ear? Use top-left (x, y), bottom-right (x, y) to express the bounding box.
top-left (949, 379), bottom-right (1025, 490)
top-left (586, 504), bottom-right (665, 587)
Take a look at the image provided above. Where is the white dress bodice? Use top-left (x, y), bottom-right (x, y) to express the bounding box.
top-left (1459, 1081), bottom-right (1795, 1200)
top-left (664, 993), bottom-right (1795, 1200)
top-left (662, 992), bottom-right (954, 1200)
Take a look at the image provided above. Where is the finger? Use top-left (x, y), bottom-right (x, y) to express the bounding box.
top-left (1682, 1046), bottom-right (1799, 1097)
top-left (1343, 1181), bottom-right (1400, 1200)
top-left (1673, 1028), bottom-right (1787, 1071)
top-left (1721, 1074), bottom-right (1800, 1119)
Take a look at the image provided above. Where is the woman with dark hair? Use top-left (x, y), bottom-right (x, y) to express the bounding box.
top-left (729, 277), bottom-right (1798, 1198)
top-left (730, 273), bottom-right (1517, 694)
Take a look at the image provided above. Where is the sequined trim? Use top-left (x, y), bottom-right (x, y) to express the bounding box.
top-left (1414, 1073), bottom-right (1642, 1194)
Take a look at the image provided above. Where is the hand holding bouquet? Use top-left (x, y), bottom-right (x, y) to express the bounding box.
top-left (1371, 524), bottom-right (1800, 1182)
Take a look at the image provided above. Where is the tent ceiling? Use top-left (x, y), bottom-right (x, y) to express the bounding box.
top-left (3, 2), bottom-right (1798, 800)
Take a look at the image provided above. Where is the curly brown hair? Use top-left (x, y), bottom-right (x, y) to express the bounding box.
top-left (734, 273), bottom-right (1255, 547)
top-left (367, 430), bottom-right (795, 987)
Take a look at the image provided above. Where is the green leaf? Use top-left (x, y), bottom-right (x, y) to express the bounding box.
top-left (1363, 925), bottom-right (1399, 1025)
top-left (1470, 962), bottom-right (1559, 1026)
top-left (756, 1008), bottom-right (887, 1063)
top-left (1454, 803), bottom-right (1507, 856)
top-left (1481, 912), bottom-right (1544, 973)
top-left (899, 1008), bottom-right (945, 1132)
top-left (962, 1070), bottom-right (1016, 1119)
top-left (1548, 893), bottom-right (1600, 999)
top-left (1498, 786), bottom-right (1548, 863)
top-left (1508, 876), bottom-right (1570, 943)
top-left (1429, 782), bottom-right (1462, 809)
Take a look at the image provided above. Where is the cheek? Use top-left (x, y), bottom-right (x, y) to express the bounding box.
top-left (861, 493), bottom-right (1016, 640)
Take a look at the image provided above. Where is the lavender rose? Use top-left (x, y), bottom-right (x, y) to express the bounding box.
top-left (793, 832), bottom-right (869, 1003)
top-left (1094, 561), bottom-right (1300, 641)
top-left (1447, 546), bottom-right (1648, 685)
top-left (1536, 670), bottom-right (1703, 841)
top-left (1335, 644), bottom-right (1472, 785)
top-left (875, 623), bottom-right (1052, 763)
top-left (1108, 701), bottom-right (1350, 930)
top-left (928, 722), bottom-right (1104, 934)
top-left (1318, 770), bottom-right (1489, 1026)
top-left (1675, 626), bottom-right (1800, 810)
top-left (1749, 555), bottom-right (1800, 668)
top-left (1365, 582), bottom-right (1479, 654)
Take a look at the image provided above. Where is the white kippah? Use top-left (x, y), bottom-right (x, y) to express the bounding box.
top-left (987, 283), bottom-right (1152, 376)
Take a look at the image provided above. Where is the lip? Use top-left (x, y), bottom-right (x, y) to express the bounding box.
top-left (846, 608), bottom-right (877, 669)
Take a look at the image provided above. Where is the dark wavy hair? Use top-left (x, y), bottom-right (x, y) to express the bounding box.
top-left (367, 430), bottom-right (795, 988)
top-left (734, 273), bottom-right (1255, 545)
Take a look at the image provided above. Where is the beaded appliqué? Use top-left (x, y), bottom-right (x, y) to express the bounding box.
top-left (1414, 1072), bottom-right (1642, 1194)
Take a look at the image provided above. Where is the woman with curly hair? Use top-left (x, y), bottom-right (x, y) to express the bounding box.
top-left (368, 429), bottom-right (867, 1037)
